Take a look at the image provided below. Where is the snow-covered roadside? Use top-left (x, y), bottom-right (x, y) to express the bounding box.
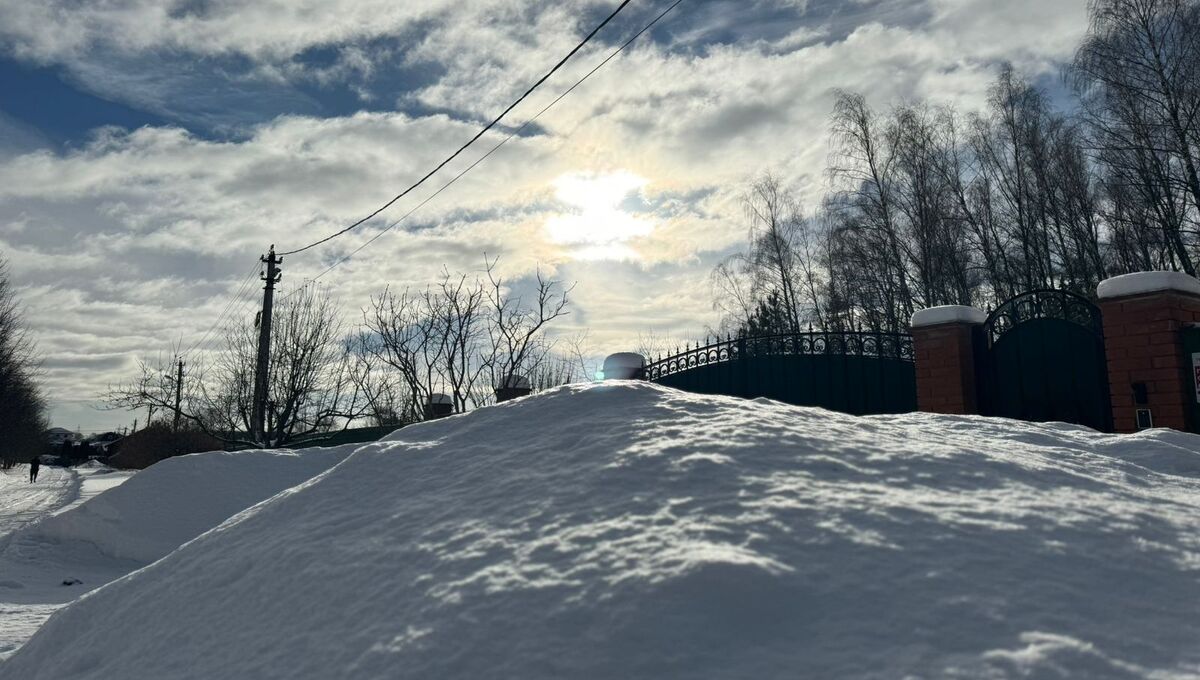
top-left (0, 447), bottom-right (354, 660)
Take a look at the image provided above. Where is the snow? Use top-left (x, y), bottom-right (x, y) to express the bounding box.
top-left (1097, 271), bottom-right (1200, 300)
top-left (0, 464), bottom-right (109, 660)
top-left (910, 304), bottom-right (987, 328)
top-left (24, 447), bottom-right (351, 564)
top-left (53, 464), bottom-right (135, 518)
top-left (4, 382), bottom-right (1200, 678)
top-left (0, 466), bottom-right (77, 541)
top-left (0, 446), bottom-right (352, 659)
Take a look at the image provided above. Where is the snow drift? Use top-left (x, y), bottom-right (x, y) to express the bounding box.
top-left (0, 446), bottom-right (355, 603)
top-left (26, 447), bottom-right (354, 564)
top-left (4, 382), bottom-right (1200, 679)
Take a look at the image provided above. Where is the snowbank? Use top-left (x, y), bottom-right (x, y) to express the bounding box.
top-left (0, 447), bottom-right (353, 659)
top-left (5, 383), bottom-right (1200, 679)
top-left (24, 446), bottom-right (354, 565)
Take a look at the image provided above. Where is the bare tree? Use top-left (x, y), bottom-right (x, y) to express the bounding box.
top-left (828, 91), bottom-right (913, 331)
top-left (483, 257), bottom-right (572, 391)
top-left (711, 174), bottom-right (819, 334)
top-left (364, 258), bottom-right (573, 418)
top-left (109, 285), bottom-right (367, 448)
top-left (1072, 0), bottom-right (1200, 274)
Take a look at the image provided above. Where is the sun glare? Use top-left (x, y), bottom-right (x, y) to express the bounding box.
top-left (545, 171), bottom-right (653, 260)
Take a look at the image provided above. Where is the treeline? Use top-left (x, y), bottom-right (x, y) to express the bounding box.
top-left (714, 0), bottom-right (1200, 335)
top-left (109, 258), bottom-right (578, 448)
top-left (0, 254), bottom-right (48, 466)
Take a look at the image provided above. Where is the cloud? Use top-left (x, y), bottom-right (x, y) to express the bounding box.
top-left (0, 0), bottom-right (1091, 427)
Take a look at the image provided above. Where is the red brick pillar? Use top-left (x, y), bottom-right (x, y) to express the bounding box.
top-left (1098, 272), bottom-right (1200, 433)
top-left (910, 306), bottom-right (987, 415)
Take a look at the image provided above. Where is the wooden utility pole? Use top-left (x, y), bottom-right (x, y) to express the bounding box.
top-left (251, 246), bottom-right (282, 445)
top-left (172, 358), bottom-right (184, 432)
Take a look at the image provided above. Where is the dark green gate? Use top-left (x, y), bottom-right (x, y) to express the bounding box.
top-left (642, 331), bottom-right (917, 415)
top-left (975, 289), bottom-right (1112, 431)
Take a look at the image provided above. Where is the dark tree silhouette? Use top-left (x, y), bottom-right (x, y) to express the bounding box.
top-left (0, 254), bottom-right (48, 468)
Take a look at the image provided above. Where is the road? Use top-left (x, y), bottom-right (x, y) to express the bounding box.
top-left (0, 466), bottom-right (77, 543)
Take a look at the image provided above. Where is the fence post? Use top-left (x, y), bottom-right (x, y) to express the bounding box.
top-left (910, 305), bottom-right (987, 415)
top-left (737, 336), bottom-right (747, 398)
top-left (1097, 271), bottom-right (1200, 433)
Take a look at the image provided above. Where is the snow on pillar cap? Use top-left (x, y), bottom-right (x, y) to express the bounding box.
top-left (602, 352), bottom-right (646, 380)
top-left (910, 305), bottom-right (987, 329)
top-left (1097, 271), bottom-right (1200, 300)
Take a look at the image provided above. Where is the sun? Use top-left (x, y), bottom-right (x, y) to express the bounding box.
top-left (545, 171), bottom-right (654, 260)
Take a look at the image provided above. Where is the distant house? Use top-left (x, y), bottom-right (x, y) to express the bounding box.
top-left (46, 427), bottom-right (82, 445)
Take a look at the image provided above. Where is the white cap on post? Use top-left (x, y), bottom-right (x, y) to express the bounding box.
top-left (910, 305), bottom-right (987, 329)
top-left (602, 352), bottom-right (646, 380)
top-left (1097, 271), bottom-right (1200, 300)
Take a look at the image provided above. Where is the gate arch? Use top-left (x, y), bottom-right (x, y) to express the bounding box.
top-left (975, 289), bottom-right (1112, 431)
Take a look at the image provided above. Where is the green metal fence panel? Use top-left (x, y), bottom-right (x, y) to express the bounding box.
top-left (644, 332), bottom-right (917, 416)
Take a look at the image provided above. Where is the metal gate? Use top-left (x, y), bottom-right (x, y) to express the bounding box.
top-left (975, 289), bottom-right (1112, 431)
top-left (642, 331), bottom-right (917, 415)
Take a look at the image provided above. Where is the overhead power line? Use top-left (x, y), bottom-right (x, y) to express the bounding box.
top-left (279, 0), bottom-right (637, 257)
top-left (282, 0), bottom-right (686, 296)
top-left (181, 259), bottom-right (262, 359)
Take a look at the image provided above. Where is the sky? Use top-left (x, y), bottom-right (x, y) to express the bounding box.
top-left (0, 0), bottom-right (1090, 432)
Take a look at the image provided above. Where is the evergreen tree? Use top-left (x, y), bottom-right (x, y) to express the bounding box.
top-left (741, 291), bottom-right (795, 337)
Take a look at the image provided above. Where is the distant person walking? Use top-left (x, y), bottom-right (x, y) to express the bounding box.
top-left (28, 457), bottom-right (39, 483)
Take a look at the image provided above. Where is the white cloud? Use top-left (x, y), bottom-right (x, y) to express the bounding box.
top-left (0, 0), bottom-right (1091, 427)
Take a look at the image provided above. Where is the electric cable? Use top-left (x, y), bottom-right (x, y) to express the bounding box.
top-left (280, 0), bottom-right (686, 297)
top-left (278, 0), bottom-right (637, 256)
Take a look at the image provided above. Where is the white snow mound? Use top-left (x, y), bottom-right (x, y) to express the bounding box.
top-left (5, 382), bottom-right (1200, 679)
top-left (6, 446), bottom-right (353, 568)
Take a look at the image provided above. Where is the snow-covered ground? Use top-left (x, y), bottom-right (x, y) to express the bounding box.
top-left (0, 463), bottom-right (131, 658)
top-left (2, 381), bottom-right (1198, 679)
top-left (0, 466), bottom-right (76, 539)
top-left (52, 462), bottom-right (137, 518)
top-left (0, 448), bottom-right (353, 659)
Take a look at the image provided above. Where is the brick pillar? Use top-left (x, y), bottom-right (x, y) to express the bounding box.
top-left (1098, 271), bottom-right (1200, 433)
top-left (910, 305), bottom-right (987, 415)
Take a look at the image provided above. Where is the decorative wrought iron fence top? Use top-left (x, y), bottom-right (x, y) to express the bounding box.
top-left (983, 289), bottom-right (1102, 346)
top-left (642, 330), bottom-right (915, 381)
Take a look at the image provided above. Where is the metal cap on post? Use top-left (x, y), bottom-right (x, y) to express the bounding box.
top-left (602, 352), bottom-right (646, 380)
top-left (424, 393), bottom-right (453, 420)
top-left (494, 375), bottom-right (532, 403)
